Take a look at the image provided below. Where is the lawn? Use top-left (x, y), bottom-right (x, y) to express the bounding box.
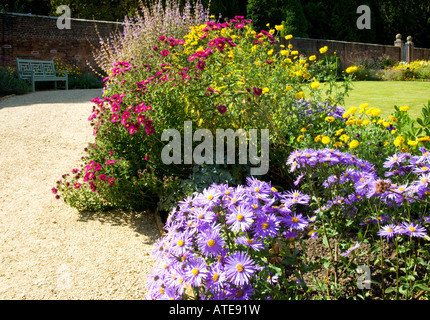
top-left (342, 81), bottom-right (430, 119)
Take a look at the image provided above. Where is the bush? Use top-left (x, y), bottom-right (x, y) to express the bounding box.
top-left (382, 60), bottom-right (430, 81)
top-left (54, 17), bottom-right (354, 212)
top-left (0, 65), bottom-right (31, 95)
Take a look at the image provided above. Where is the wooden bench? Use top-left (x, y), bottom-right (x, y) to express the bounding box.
top-left (16, 58), bottom-right (68, 92)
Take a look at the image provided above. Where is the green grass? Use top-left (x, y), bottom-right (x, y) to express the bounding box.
top-left (342, 81), bottom-right (430, 119)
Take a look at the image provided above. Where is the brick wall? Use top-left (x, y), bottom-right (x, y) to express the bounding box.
top-left (0, 12), bottom-right (123, 74)
top-left (279, 37), bottom-right (430, 68)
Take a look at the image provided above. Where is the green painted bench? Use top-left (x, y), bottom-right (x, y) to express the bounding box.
top-left (16, 58), bottom-right (68, 92)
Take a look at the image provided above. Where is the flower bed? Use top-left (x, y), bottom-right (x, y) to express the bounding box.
top-left (53, 9), bottom-right (430, 300)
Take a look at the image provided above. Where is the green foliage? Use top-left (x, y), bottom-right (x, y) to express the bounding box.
top-left (280, 0), bottom-right (309, 38)
top-left (0, 66), bottom-right (31, 95)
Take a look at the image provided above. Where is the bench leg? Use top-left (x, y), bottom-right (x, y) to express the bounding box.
top-left (32, 80), bottom-right (35, 92)
top-left (54, 81), bottom-right (57, 90)
top-left (65, 79), bottom-right (68, 90)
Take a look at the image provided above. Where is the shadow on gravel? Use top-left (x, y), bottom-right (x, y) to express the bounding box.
top-left (77, 209), bottom-right (161, 243)
top-left (0, 89), bottom-right (102, 110)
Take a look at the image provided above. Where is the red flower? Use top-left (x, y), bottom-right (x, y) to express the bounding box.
top-left (195, 60), bottom-right (206, 70)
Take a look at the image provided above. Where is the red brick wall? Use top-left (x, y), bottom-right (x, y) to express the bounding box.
top-left (0, 12), bottom-right (123, 74)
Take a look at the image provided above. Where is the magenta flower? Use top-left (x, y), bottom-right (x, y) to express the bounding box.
top-left (108, 178), bottom-right (115, 186)
top-left (51, 187), bottom-right (58, 194)
top-left (99, 174), bottom-right (108, 181)
top-left (195, 60), bottom-right (206, 70)
top-left (159, 35), bottom-right (166, 41)
top-left (217, 105), bottom-right (227, 114)
top-left (161, 50), bottom-right (169, 57)
top-left (253, 87), bottom-right (262, 96)
top-left (73, 183), bottom-right (81, 189)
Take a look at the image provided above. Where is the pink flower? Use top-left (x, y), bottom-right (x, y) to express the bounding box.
top-left (235, 23), bottom-right (244, 29)
top-left (108, 178), bottom-right (115, 186)
top-left (99, 174), bottom-right (108, 181)
top-left (217, 105), bottom-right (227, 114)
top-left (195, 60), bottom-right (206, 70)
top-left (161, 50), bottom-right (169, 57)
top-left (51, 187), bottom-right (57, 194)
top-left (106, 159), bottom-right (116, 165)
top-left (74, 183), bottom-right (81, 189)
top-left (200, 32), bottom-right (208, 40)
top-left (253, 87), bottom-right (262, 96)
top-left (145, 126), bottom-right (155, 135)
top-left (111, 114), bottom-right (119, 122)
top-left (159, 35), bottom-right (166, 41)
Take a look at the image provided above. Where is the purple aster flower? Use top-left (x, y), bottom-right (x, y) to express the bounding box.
top-left (170, 232), bottom-right (193, 256)
top-left (236, 235), bottom-right (265, 251)
top-left (206, 263), bottom-right (226, 292)
top-left (226, 284), bottom-right (254, 300)
top-left (340, 242), bottom-right (361, 257)
top-left (281, 213), bottom-right (309, 230)
top-left (283, 230), bottom-right (298, 241)
top-left (281, 190), bottom-right (311, 206)
top-left (226, 205), bottom-right (254, 232)
top-left (224, 251), bottom-right (257, 286)
top-left (402, 222), bottom-right (427, 238)
top-left (196, 223), bottom-right (225, 257)
top-left (252, 212), bottom-right (280, 239)
top-left (186, 256), bottom-right (208, 287)
top-left (377, 224), bottom-right (399, 241)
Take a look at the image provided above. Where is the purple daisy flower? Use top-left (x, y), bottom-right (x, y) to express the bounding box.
top-left (196, 223), bottom-right (225, 257)
top-left (186, 256), bottom-right (208, 287)
top-left (377, 224), bottom-right (399, 241)
top-left (340, 242), bottom-right (361, 257)
top-left (226, 205), bottom-right (254, 232)
top-left (281, 213), bottom-right (309, 230)
top-left (402, 222), bottom-right (427, 238)
top-left (206, 263), bottom-right (226, 292)
top-left (252, 212), bottom-right (280, 239)
top-left (224, 251), bottom-right (257, 286)
top-left (236, 235), bottom-right (265, 251)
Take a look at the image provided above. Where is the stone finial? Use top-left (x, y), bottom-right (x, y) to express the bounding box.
top-left (406, 36), bottom-right (413, 43)
top-left (396, 34), bottom-right (402, 40)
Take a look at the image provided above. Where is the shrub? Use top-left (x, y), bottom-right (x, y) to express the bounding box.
top-left (382, 60), bottom-right (430, 81)
top-left (54, 17), bottom-right (354, 212)
top-left (0, 65), bottom-right (31, 95)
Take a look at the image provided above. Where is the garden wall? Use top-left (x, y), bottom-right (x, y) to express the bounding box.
top-left (280, 36), bottom-right (430, 68)
top-left (0, 12), bottom-right (124, 73)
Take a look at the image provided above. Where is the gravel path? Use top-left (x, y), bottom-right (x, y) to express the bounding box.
top-left (0, 90), bottom-right (159, 300)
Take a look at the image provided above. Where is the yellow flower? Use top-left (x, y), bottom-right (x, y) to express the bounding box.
top-left (280, 50), bottom-right (289, 56)
top-left (321, 136), bottom-right (331, 144)
top-left (399, 106), bottom-right (409, 111)
top-left (359, 103), bottom-right (369, 110)
top-left (349, 140), bottom-right (359, 149)
top-left (297, 135), bottom-right (304, 142)
top-left (408, 140), bottom-right (418, 146)
top-left (309, 55), bottom-right (316, 61)
top-left (362, 119), bottom-right (370, 125)
top-left (393, 136), bottom-right (405, 147)
top-left (288, 44), bottom-right (293, 49)
top-left (285, 85), bottom-right (293, 91)
top-left (417, 136), bottom-right (430, 142)
top-left (366, 107), bottom-right (374, 115)
top-left (285, 34), bottom-right (293, 40)
top-left (325, 116), bottom-right (335, 122)
top-left (382, 121), bottom-right (391, 128)
top-left (300, 127), bottom-right (307, 132)
top-left (314, 135), bottom-right (323, 143)
top-left (340, 134), bottom-right (350, 142)
top-left (371, 108), bottom-right (382, 117)
top-left (319, 46), bottom-right (328, 54)
top-left (291, 50), bottom-right (298, 55)
top-left (388, 115), bottom-right (398, 123)
top-left (334, 141), bottom-right (343, 148)
top-left (294, 91), bottom-right (305, 99)
top-left (347, 106), bottom-right (358, 114)
top-left (346, 66), bottom-right (358, 73)
top-left (275, 24), bottom-right (284, 31)
top-left (311, 81), bottom-right (320, 89)
top-left (335, 128), bottom-right (344, 136)
top-left (262, 87), bottom-right (270, 94)
top-left (267, 49), bottom-right (274, 56)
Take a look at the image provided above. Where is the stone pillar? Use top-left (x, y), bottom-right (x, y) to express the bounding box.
top-left (406, 36), bottom-right (414, 63)
top-left (394, 34), bottom-right (403, 62)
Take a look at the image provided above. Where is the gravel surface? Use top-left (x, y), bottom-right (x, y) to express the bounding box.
top-left (0, 89), bottom-right (159, 300)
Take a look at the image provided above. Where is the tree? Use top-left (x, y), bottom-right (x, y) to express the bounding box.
top-left (281, 0), bottom-right (309, 37)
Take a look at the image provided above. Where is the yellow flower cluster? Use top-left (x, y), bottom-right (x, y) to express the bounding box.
top-left (53, 58), bottom-right (81, 76)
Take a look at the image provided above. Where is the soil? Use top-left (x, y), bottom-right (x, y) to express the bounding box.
top-left (0, 89), bottom-right (160, 299)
